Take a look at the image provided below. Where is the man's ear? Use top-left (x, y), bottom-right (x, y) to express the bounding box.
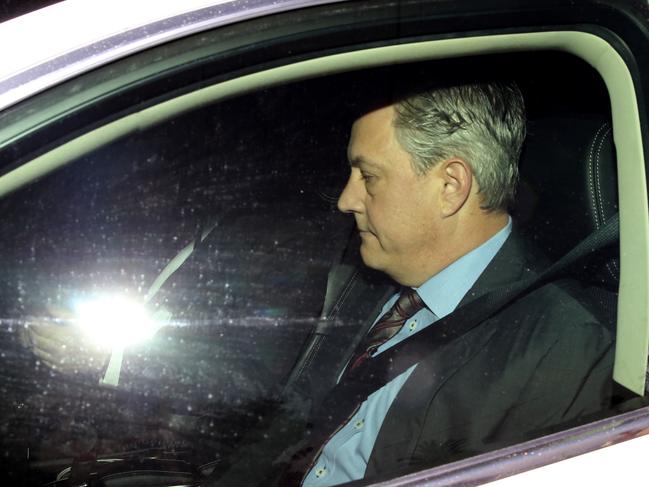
top-left (439, 159), bottom-right (473, 217)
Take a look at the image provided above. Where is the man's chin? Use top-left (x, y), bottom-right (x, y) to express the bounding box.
top-left (359, 240), bottom-right (385, 271)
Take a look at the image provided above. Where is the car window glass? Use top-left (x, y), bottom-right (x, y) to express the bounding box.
top-left (0, 83), bottom-right (355, 479)
top-left (0, 53), bottom-right (630, 485)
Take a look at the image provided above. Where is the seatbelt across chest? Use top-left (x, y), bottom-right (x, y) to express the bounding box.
top-left (281, 213), bottom-right (620, 483)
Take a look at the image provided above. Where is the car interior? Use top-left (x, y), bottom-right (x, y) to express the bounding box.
top-left (0, 28), bottom-right (646, 484)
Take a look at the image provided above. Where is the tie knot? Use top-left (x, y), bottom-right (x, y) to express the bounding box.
top-left (394, 288), bottom-right (425, 319)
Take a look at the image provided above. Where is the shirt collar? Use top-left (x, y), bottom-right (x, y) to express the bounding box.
top-left (415, 217), bottom-right (512, 319)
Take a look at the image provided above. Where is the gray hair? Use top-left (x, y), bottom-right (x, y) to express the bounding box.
top-left (393, 82), bottom-right (526, 211)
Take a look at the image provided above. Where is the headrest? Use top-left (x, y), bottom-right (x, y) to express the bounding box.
top-left (513, 116), bottom-right (619, 288)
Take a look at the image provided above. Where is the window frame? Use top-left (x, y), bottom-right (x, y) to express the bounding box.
top-left (0, 0), bottom-right (345, 112)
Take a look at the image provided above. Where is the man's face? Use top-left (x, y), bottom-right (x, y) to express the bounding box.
top-left (338, 105), bottom-right (444, 286)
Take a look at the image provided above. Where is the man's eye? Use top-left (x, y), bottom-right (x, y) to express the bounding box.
top-left (361, 172), bottom-right (375, 183)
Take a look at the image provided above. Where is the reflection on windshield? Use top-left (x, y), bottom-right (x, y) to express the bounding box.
top-left (0, 85), bottom-right (354, 484)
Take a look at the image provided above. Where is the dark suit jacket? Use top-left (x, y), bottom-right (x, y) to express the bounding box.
top-left (363, 231), bottom-right (615, 480)
top-left (210, 230), bottom-right (616, 486)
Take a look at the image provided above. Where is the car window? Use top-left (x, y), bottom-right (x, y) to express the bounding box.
top-left (0, 16), bottom-right (646, 484)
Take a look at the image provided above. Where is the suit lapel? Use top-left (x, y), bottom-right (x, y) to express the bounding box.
top-left (457, 230), bottom-right (539, 307)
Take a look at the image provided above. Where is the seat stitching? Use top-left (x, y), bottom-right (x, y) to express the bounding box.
top-left (594, 123), bottom-right (618, 280)
top-left (587, 123), bottom-right (608, 230)
top-left (594, 123), bottom-right (612, 226)
top-left (329, 268), bottom-right (360, 319)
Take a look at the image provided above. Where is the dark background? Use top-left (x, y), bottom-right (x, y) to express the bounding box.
top-left (0, 0), bottom-right (61, 22)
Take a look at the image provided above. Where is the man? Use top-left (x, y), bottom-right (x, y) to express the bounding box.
top-left (304, 84), bottom-right (522, 483)
top-left (258, 80), bottom-right (614, 486)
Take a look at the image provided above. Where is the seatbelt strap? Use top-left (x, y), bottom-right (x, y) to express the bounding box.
top-left (286, 214), bottom-right (621, 481)
top-left (99, 222), bottom-right (217, 387)
top-left (286, 213), bottom-right (617, 401)
top-left (342, 212), bottom-right (620, 388)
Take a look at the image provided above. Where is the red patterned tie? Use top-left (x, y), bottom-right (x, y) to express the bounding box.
top-left (346, 287), bottom-right (426, 374)
top-left (279, 289), bottom-right (427, 485)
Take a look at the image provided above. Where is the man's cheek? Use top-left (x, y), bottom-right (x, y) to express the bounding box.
top-left (359, 241), bottom-right (379, 268)
top-left (361, 232), bottom-right (384, 255)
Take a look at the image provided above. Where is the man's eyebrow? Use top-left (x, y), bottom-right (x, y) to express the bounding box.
top-left (349, 156), bottom-right (362, 168)
top-left (349, 156), bottom-right (379, 169)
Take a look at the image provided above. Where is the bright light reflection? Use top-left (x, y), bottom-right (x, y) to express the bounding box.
top-left (74, 295), bottom-right (158, 347)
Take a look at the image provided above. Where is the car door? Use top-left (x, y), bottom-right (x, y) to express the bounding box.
top-left (0, 0), bottom-right (648, 485)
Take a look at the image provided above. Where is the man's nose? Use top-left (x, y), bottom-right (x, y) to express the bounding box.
top-left (337, 173), bottom-right (363, 214)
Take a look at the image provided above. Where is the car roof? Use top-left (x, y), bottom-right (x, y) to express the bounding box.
top-left (0, 0), bottom-right (344, 111)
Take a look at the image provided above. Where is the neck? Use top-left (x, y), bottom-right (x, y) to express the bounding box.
top-left (394, 211), bottom-right (510, 287)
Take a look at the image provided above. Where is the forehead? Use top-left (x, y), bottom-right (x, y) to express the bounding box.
top-left (347, 105), bottom-right (397, 163)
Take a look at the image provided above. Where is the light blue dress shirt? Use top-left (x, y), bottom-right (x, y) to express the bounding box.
top-left (303, 219), bottom-right (512, 486)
